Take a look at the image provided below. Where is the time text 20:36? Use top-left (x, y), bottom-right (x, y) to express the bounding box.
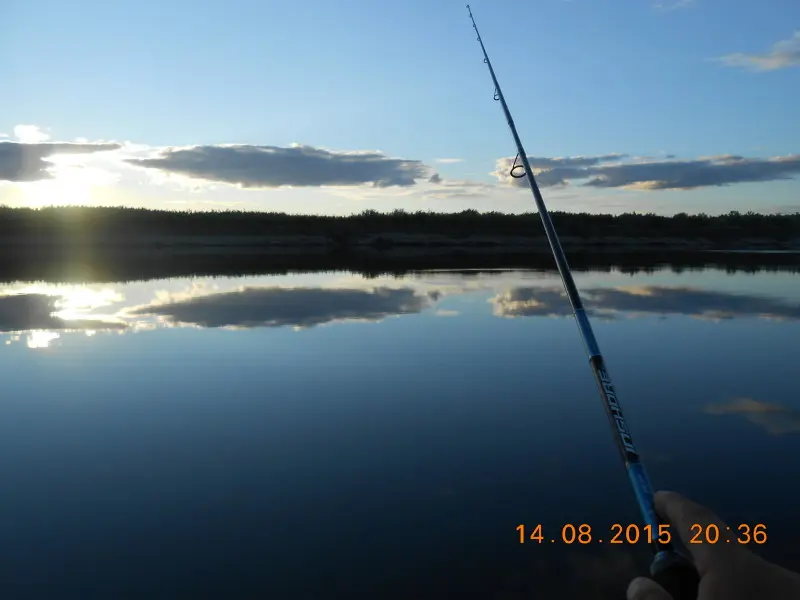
top-left (516, 523), bottom-right (768, 545)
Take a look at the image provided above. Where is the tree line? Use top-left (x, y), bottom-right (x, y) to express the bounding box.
top-left (0, 206), bottom-right (798, 241)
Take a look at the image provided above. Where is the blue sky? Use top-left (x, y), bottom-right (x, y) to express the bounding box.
top-left (1, 0), bottom-right (798, 215)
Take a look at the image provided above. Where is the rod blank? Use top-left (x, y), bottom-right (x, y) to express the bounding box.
top-left (464, 5), bottom-right (699, 598)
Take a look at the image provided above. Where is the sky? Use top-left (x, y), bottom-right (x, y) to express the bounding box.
top-left (1, 0), bottom-right (799, 216)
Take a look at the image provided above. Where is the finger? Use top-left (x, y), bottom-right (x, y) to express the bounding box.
top-left (627, 576), bottom-right (673, 600)
top-left (654, 490), bottom-right (740, 574)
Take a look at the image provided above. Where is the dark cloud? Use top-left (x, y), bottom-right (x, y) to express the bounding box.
top-left (492, 285), bottom-right (800, 320)
top-left (130, 286), bottom-right (439, 329)
top-left (717, 31), bottom-right (800, 71)
top-left (526, 154), bottom-right (628, 169)
top-left (705, 398), bottom-right (800, 435)
top-left (584, 155), bottom-right (800, 190)
top-left (126, 144), bottom-right (431, 188)
top-left (0, 294), bottom-right (126, 332)
top-left (493, 154), bottom-right (625, 188)
top-left (496, 153), bottom-right (800, 191)
top-left (0, 141), bottom-right (122, 182)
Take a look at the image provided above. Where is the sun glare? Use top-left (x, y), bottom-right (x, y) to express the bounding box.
top-left (2, 284), bottom-right (125, 322)
top-left (27, 331), bottom-right (60, 349)
top-left (20, 180), bottom-right (87, 208)
top-left (20, 155), bottom-right (119, 208)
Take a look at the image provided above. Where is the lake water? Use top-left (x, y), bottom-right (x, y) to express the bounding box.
top-left (1, 261), bottom-right (799, 599)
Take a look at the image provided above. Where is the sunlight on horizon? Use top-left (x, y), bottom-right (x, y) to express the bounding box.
top-left (2, 284), bottom-right (125, 318)
top-left (15, 152), bottom-right (120, 208)
top-left (26, 330), bottom-right (59, 349)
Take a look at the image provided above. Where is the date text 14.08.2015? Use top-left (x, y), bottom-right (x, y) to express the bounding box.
top-left (516, 523), bottom-right (767, 545)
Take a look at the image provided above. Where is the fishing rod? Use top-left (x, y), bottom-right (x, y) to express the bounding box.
top-left (465, 5), bottom-right (699, 598)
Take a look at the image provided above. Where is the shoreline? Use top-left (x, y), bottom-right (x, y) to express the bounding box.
top-left (1, 233), bottom-right (799, 254)
top-left (1, 245), bottom-right (798, 284)
top-left (1, 207), bottom-right (798, 256)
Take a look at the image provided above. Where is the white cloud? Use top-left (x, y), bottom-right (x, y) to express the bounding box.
top-left (435, 158), bottom-right (464, 164)
top-left (717, 31), bottom-right (800, 71)
top-left (14, 124), bottom-right (50, 143)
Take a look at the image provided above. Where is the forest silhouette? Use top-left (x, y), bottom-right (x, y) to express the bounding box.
top-left (0, 206), bottom-right (798, 242)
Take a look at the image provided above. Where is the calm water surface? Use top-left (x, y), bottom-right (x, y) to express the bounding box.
top-left (1, 264), bottom-right (799, 599)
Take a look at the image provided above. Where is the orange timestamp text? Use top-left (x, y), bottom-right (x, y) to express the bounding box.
top-left (516, 523), bottom-right (768, 545)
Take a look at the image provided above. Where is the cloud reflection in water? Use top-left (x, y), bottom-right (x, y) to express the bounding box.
top-left (705, 398), bottom-right (800, 435)
top-left (0, 293), bottom-right (126, 332)
top-left (492, 285), bottom-right (800, 321)
top-left (129, 286), bottom-right (439, 329)
top-left (1, 278), bottom-right (799, 350)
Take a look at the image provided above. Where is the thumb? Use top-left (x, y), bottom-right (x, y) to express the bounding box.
top-left (627, 576), bottom-right (674, 600)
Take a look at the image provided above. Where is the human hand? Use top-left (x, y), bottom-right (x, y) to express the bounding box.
top-left (627, 491), bottom-right (800, 600)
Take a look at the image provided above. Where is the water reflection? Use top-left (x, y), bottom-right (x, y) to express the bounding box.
top-left (705, 398), bottom-right (800, 435)
top-left (0, 269), bottom-right (798, 347)
top-left (0, 293), bottom-right (126, 332)
top-left (496, 549), bottom-right (643, 600)
top-left (129, 286), bottom-right (440, 329)
top-left (24, 330), bottom-right (60, 349)
top-left (493, 285), bottom-right (800, 320)
top-left (0, 265), bottom-right (798, 599)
